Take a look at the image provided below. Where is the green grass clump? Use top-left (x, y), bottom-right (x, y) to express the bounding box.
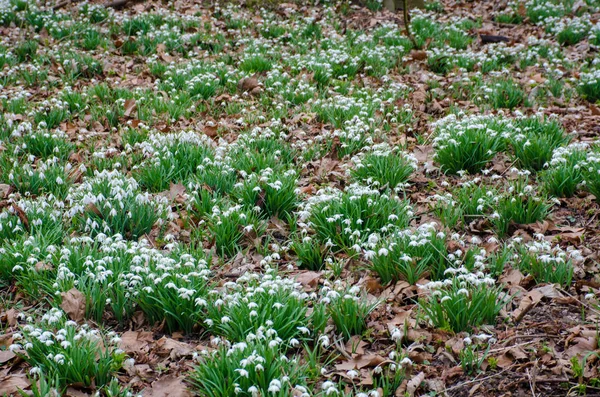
top-left (368, 223), bottom-right (449, 285)
top-left (541, 143), bottom-right (588, 197)
top-left (67, 170), bottom-right (169, 240)
top-left (419, 273), bottom-right (508, 333)
top-left (308, 185), bottom-right (412, 253)
top-left (433, 114), bottom-right (510, 175)
top-left (350, 146), bottom-right (417, 191)
top-left (510, 116), bottom-right (570, 171)
top-left (11, 308), bottom-right (125, 393)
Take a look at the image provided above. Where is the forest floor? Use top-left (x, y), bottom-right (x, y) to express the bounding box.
top-left (1, 0), bottom-right (600, 396)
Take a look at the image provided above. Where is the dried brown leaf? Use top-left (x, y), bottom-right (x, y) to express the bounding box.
top-left (144, 376), bottom-right (192, 397)
top-left (0, 374), bottom-right (30, 395)
top-left (60, 288), bottom-right (86, 323)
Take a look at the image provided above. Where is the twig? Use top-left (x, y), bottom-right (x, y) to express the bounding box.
top-left (0, 202), bottom-right (30, 233)
top-left (104, 0), bottom-right (131, 8)
top-left (402, 0), bottom-right (417, 48)
top-left (558, 287), bottom-right (600, 317)
top-left (526, 360), bottom-right (538, 397)
top-left (52, 0), bottom-right (72, 10)
top-left (487, 340), bottom-right (537, 354)
top-left (444, 366), bottom-right (513, 392)
top-left (499, 333), bottom-right (560, 347)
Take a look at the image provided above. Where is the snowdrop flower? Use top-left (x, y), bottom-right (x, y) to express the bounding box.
top-left (347, 369), bottom-right (359, 379)
top-left (391, 328), bottom-right (402, 342)
top-left (268, 379), bottom-right (281, 393)
top-left (236, 369), bottom-right (249, 378)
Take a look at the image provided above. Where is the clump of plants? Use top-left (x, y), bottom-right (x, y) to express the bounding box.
top-left (66, 170), bottom-right (169, 240)
top-left (366, 223), bottom-right (449, 284)
top-left (541, 143), bottom-right (588, 197)
top-left (204, 271), bottom-right (317, 342)
top-left (320, 282), bottom-right (379, 340)
top-left (432, 114), bottom-right (512, 174)
top-left (305, 184), bottom-right (412, 253)
top-left (350, 144), bottom-right (417, 191)
top-left (510, 115), bottom-right (570, 171)
top-left (418, 268), bottom-right (508, 332)
top-left (10, 308), bottom-right (126, 393)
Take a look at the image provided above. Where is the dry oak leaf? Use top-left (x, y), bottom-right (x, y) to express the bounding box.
top-left (335, 354), bottom-right (391, 371)
top-left (123, 98), bottom-right (137, 118)
top-left (119, 331), bottom-right (154, 355)
top-left (0, 374), bottom-right (30, 395)
top-left (0, 349), bottom-right (16, 364)
top-left (60, 288), bottom-right (86, 323)
top-left (144, 376), bottom-right (192, 397)
top-left (0, 184), bottom-right (12, 199)
top-left (155, 337), bottom-right (195, 360)
top-left (409, 50), bottom-right (428, 61)
top-left (295, 271), bottom-right (321, 289)
top-left (511, 288), bottom-right (544, 322)
top-left (406, 371), bottom-right (425, 396)
top-left (238, 77), bottom-right (260, 92)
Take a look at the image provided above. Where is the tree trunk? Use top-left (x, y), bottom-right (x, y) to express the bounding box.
top-left (396, 0), bottom-right (424, 9)
top-left (384, 0), bottom-right (424, 12)
top-left (383, 0), bottom-right (396, 11)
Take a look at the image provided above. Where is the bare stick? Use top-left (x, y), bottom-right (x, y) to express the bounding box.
top-left (403, 0), bottom-right (417, 48)
top-left (105, 0), bottom-right (130, 8)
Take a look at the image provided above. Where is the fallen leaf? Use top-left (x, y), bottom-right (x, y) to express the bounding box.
top-left (123, 98), bottom-right (137, 118)
top-left (144, 376), bottom-right (192, 397)
top-left (66, 387), bottom-right (91, 397)
top-left (335, 354), bottom-right (390, 371)
top-left (295, 271), bottom-right (321, 289)
top-left (0, 349), bottom-right (16, 363)
top-left (85, 203), bottom-right (103, 218)
top-left (119, 331), bottom-right (154, 355)
top-left (564, 337), bottom-right (598, 359)
top-left (344, 336), bottom-right (368, 355)
top-left (499, 268), bottom-right (525, 287)
top-left (155, 337), bottom-right (194, 360)
top-left (166, 183), bottom-right (186, 202)
top-left (1, 308), bottom-right (16, 327)
top-left (60, 288), bottom-right (86, 323)
top-left (0, 184), bottom-right (11, 199)
top-left (442, 365), bottom-right (463, 382)
top-left (364, 277), bottom-right (383, 294)
top-left (412, 145), bottom-right (434, 163)
top-left (512, 288), bottom-right (543, 322)
top-left (410, 50), bottom-right (427, 61)
top-left (406, 371), bottom-right (425, 396)
top-left (530, 73), bottom-right (546, 84)
top-left (0, 374), bottom-right (30, 395)
top-left (534, 284), bottom-right (564, 299)
top-left (238, 77), bottom-right (260, 92)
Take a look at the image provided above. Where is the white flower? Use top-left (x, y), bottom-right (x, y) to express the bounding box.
top-left (391, 328), bottom-right (402, 342)
top-left (236, 369), bottom-right (249, 378)
top-left (268, 379), bottom-right (281, 393)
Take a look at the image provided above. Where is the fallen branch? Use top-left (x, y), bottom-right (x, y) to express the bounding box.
top-left (105, 0), bottom-right (131, 9)
top-left (403, 0), bottom-right (417, 48)
top-left (0, 202), bottom-right (30, 233)
top-left (480, 34), bottom-right (510, 45)
top-left (444, 366), bottom-right (513, 392)
top-left (52, 0), bottom-right (72, 10)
